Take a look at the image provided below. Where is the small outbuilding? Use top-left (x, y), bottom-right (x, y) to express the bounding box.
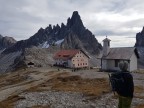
top-left (53, 49), bottom-right (90, 68)
top-left (101, 37), bottom-right (139, 72)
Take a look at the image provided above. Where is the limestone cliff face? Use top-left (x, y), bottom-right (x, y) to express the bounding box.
top-left (0, 34), bottom-right (16, 50)
top-left (61, 31), bottom-right (84, 50)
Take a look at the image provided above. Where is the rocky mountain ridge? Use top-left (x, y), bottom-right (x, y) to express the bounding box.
top-left (3, 11), bottom-right (102, 55)
top-left (0, 11), bottom-right (102, 72)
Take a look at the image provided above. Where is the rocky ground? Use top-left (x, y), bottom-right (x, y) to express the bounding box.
top-left (15, 91), bottom-right (117, 108)
top-left (0, 67), bottom-right (144, 108)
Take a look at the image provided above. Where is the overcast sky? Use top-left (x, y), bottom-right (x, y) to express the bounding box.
top-left (0, 0), bottom-right (144, 47)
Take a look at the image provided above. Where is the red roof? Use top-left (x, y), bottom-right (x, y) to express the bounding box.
top-left (53, 49), bottom-right (79, 60)
top-left (53, 49), bottom-right (89, 60)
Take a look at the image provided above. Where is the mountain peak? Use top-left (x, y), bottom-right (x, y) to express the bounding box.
top-left (141, 26), bottom-right (144, 34)
top-left (67, 11), bottom-right (84, 29)
top-left (135, 27), bottom-right (144, 47)
top-left (71, 11), bottom-right (80, 19)
top-left (0, 34), bottom-right (3, 39)
top-left (3, 11), bottom-right (101, 55)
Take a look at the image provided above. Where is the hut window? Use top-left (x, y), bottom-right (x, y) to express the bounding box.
top-left (115, 60), bottom-right (119, 67)
top-left (108, 41), bottom-right (110, 46)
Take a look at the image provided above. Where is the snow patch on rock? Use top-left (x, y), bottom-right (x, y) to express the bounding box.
top-left (39, 42), bottom-right (49, 48)
top-left (55, 39), bottom-right (64, 45)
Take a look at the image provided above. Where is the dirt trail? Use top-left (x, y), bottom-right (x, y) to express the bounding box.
top-left (0, 67), bottom-right (62, 102)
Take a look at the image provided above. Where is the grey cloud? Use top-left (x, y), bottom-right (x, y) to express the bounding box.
top-left (94, 28), bottom-right (136, 37)
top-left (123, 19), bottom-right (144, 28)
top-left (94, 30), bottom-right (115, 36)
top-left (0, 0), bottom-right (144, 42)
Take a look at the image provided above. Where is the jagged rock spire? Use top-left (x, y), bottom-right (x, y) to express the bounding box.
top-left (135, 27), bottom-right (144, 47)
top-left (3, 11), bottom-right (102, 55)
top-left (141, 26), bottom-right (144, 34)
top-left (67, 11), bottom-right (84, 29)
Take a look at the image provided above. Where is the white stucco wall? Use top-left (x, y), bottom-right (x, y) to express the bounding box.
top-left (130, 53), bottom-right (137, 71)
top-left (102, 59), bottom-right (107, 70)
top-left (102, 59), bottom-right (120, 71)
top-left (101, 54), bottom-right (137, 71)
top-left (54, 50), bottom-right (89, 68)
top-left (71, 51), bottom-right (89, 68)
top-left (107, 60), bottom-right (120, 71)
top-left (102, 59), bottom-right (131, 71)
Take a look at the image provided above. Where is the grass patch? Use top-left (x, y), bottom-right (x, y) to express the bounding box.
top-left (0, 70), bottom-right (41, 89)
top-left (27, 74), bottom-right (110, 97)
top-left (0, 95), bottom-right (25, 108)
top-left (0, 74), bottom-right (29, 88)
top-left (133, 69), bottom-right (144, 73)
top-left (135, 86), bottom-right (144, 94)
top-left (135, 104), bottom-right (144, 108)
top-left (26, 72), bottom-right (70, 92)
top-left (50, 75), bottom-right (110, 96)
top-left (134, 85), bottom-right (144, 100)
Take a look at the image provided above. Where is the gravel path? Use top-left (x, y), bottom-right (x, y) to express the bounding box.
top-left (0, 68), bottom-right (61, 102)
top-left (15, 91), bottom-right (144, 108)
top-left (15, 91), bottom-right (115, 108)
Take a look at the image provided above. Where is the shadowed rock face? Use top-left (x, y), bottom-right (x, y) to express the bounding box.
top-left (60, 31), bottom-right (84, 50)
top-left (137, 47), bottom-right (144, 68)
top-left (3, 11), bottom-right (102, 55)
top-left (64, 11), bottom-right (102, 54)
top-left (135, 27), bottom-right (144, 47)
top-left (0, 34), bottom-right (16, 50)
top-left (135, 27), bottom-right (144, 68)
